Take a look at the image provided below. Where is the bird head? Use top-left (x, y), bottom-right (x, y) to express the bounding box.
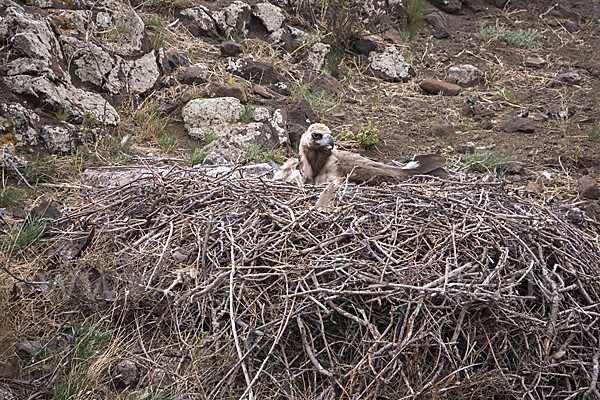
top-left (300, 123), bottom-right (335, 154)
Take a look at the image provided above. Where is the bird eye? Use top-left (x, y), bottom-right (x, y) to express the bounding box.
top-left (312, 132), bottom-right (323, 140)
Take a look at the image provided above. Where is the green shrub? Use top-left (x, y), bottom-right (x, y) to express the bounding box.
top-left (341, 121), bottom-right (379, 150)
top-left (475, 25), bottom-right (542, 49)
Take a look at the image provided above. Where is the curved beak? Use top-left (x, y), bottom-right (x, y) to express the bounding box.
top-left (316, 133), bottom-right (335, 148)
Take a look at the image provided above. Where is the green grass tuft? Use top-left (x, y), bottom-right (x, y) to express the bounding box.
top-left (290, 82), bottom-right (339, 119)
top-left (0, 187), bottom-right (24, 207)
top-left (184, 147), bottom-right (211, 167)
top-left (463, 151), bottom-right (507, 173)
top-left (240, 106), bottom-right (256, 123)
top-left (3, 215), bottom-right (45, 251)
top-left (587, 124), bottom-right (600, 142)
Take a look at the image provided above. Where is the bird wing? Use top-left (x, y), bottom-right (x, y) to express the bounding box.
top-left (334, 150), bottom-right (447, 184)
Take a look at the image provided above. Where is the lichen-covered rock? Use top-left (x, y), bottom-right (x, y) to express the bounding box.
top-left (39, 123), bottom-right (84, 154)
top-left (6, 4), bottom-right (70, 82)
top-left (447, 64), bottom-right (484, 87)
top-left (183, 63), bottom-right (209, 85)
top-left (0, 102), bottom-right (40, 162)
top-left (182, 97), bottom-right (245, 135)
top-left (212, 1), bottom-right (251, 35)
top-left (227, 57), bottom-right (284, 84)
top-left (179, 6), bottom-right (219, 38)
top-left (252, 2), bottom-right (285, 32)
top-left (112, 359), bottom-right (139, 389)
top-left (306, 42), bottom-right (330, 71)
top-left (369, 46), bottom-right (414, 82)
top-left (5, 75), bottom-right (120, 126)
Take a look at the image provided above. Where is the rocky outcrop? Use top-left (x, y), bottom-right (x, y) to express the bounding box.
top-left (0, 0), bottom-right (158, 162)
top-left (182, 97), bottom-right (290, 155)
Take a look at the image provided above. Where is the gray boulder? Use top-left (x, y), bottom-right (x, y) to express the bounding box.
top-left (369, 46), bottom-right (414, 82)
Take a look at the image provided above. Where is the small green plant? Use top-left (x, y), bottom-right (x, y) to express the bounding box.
top-left (188, 48), bottom-right (200, 64)
top-left (591, 95), bottom-right (599, 108)
top-left (0, 187), bottom-right (23, 207)
top-left (341, 121), bottom-right (380, 150)
top-left (146, 16), bottom-right (166, 51)
top-left (475, 25), bottom-right (542, 49)
top-left (438, 136), bottom-right (456, 148)
top-left (463, 151), bottom-right (507, 173)
top-left (587, 124), bottom-right (600, 142)
top-left (157, 134), bottom-right (177, 153)
top-left (55, 105), bottom-right (72, 121)
top-left (240, 106), bottom-right (256, 123)
top-left (503, 90), bottom-right (520, 104)
top-left (262, 151), bottom-right (285, 165)
top-left (54, 317), bottom-right (113, 400)
top-left (3, 215), bottom-right (44, 251)
top-left (590, 171), bottom-right (598, 179)
top-left (112, 154), bottom-right (134, 165)
top-left (184, 147), bottom-right (210, 167)
top-left (202, 129), bottom-right (219, 145)
top-left (401, 0), bottom-right (425, 42)
top-left (15, 156), bottom-right (57, 184)
top-left (82, 110), bottom-right (100, 136)
top-left (105, 17), bottom-right (128, 42)
top-left (226, 77), bottom-right (235, 85)
top-left (244, 143), bottom-right (264, 160)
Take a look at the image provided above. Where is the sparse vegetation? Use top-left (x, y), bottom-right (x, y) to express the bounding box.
top-left (55, 105), bottom-right (72, 121)
top-left (2, 215), bottom-right (44, 251)
top-left (54, 316), bottom-right (115, 400)
top-left (341, 121), bottom-right (380, 150)
top-left (438, 136), bottom-right (456, 148)
top-left (16, 156), bottom-right (57, 185)
top-left (462, 151), bottom-right (507, 173)
top-left (184, 147), bottom-right (210, 166)
top-left (146, 16), bottom-right (166, 51)
top-left (105, 17), bottom-right (128, 42)
top-left (83, 110), bottom-right (100, 137)
top-left (401, 0), bottom-right (425, 42)
top-left (111, 154), bottom-right (134, 165)
top-left (157, 134), bottom-right (177, 153)
top-left (240, 105), bottom-right (256, 123)
top-left (202, 129), bottom-right (219, 144)
top-left (476, 25), bottom-right (542, 49)
top-left (587, 124), bottom-right (600, 142)
top-left (70, 149), bottom-right (94, 175)
top-left (290, 82), bottom-right (339, 118)
top-left (242, 143), bottom-right (284, 164)
top-left (592, 94), bottom-right (599, 108)
top-left (0, 187), bottom-right (23, 207)
top-left (135, 110), bottom-right (169, 141)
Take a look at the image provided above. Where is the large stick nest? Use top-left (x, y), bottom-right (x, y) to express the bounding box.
top-left (6, 167), bottom-right (600, 399)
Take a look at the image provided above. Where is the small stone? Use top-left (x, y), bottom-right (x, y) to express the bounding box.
top-left (112, 359), bottom-right (139, 389)
top-left (505, 161), bottom-right (523, 174)
top-left (553, 72), bottom-right (583, 85)
top-left (220, 41), bottom-right (244, 57)
top-left (424, 11), bottom-right (449, 38)
top-left (420, 79), bottom-right (461, 96)
top-left (457, 142), bottom-right (475, 154)
top-left (472, 103), bottom-right (492, 117)
top-left (30, 200), bottom-right (62, 220)
top-left (481, 118), bottom-right (493, 130)
top-left (206, 82), bottom-right (248, 103)
top-left (547, 104), bottom-right (574, 119)
top-left (461, 105), bottom-right (473, 117)
top-left (353, 38), bottom-right (377, 55)
top-left (382, 29), bottom-right (403, 45)
top-left (253, 84), bottom-right (273, 99)
top-left (227, 57), bottom-right (284, 84)
top-left (578, 176), bottom-right (600, 199)
top-left (183, 63), bottom-right (209, 85)
top-left (502, 117), bottom-right (535, 133)
top-left (369, 46), bottom-right (414, 82)
top-left (563, 21), bottom-right (579, 33)
top-left (431, 122), bottom-right (454, 137)
top-left (447, 64), bottom-right (484, 87)
top-left (525, 57), bottom-right (546, 68)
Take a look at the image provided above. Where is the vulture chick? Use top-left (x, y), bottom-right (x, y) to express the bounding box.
top-left (274, 123), bottom-right (447, 186)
